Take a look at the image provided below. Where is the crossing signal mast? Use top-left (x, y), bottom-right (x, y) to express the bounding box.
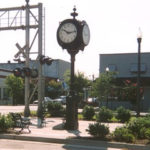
top-left (0, 0), bottom-right (45, 126)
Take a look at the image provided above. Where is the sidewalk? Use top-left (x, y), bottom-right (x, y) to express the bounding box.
top-left (0, 117), bottom-right (150, 150)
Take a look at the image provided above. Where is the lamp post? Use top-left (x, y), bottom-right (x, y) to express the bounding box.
top-left (136, 30), bottom-right (142, 117)
top-left (105, 67), bottom-right (109, 107)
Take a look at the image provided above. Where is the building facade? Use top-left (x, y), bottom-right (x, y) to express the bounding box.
top-left (0, 59), bottom-right (70, 105)
top-left (99, 53), bottom-right (150, 111)
top-left (0, 69), bottom-right (13, 104)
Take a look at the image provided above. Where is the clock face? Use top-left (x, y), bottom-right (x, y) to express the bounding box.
top-left (58, 23), bottom-right (77, 43)
top-left (82, 24), bottom-right (90, 45)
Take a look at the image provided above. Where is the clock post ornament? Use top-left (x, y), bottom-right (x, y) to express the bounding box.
top-left (57, 7), bottom-right (90, 130)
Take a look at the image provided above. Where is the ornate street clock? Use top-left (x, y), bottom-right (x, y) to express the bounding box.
top-left (56, 7), bottom-right (90, 130)
top-left (57, 9), bottom-right (90, 52)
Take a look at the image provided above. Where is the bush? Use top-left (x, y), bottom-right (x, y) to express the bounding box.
top-left (145, 128), bottom-right (150, 140)
top-left (0, 114), bottom-right (13, 132)
top-left (47, 102), bottom-right (65, 117)
top-left (113, 127), bottom-right (135, 143)
top-left (82, 105), bottom-right (95, 120)
top-left (138, 127), bottom-right (150, 140)
top-left (86, 122), bottom-right (109, 138)
top-left (127, 117), bottom-right (150, 138)
top-left (96, 106), bottom-right (113, 122)
top-left (116, 106), bottom-right (131, 123)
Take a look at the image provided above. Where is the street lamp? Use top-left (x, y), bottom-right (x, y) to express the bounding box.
top-left (136, 29), bottom-right (142, 117)
top-left (106, 67), bottom-right (109, 73)
top-left (105, 67), bottom-right (109, 107)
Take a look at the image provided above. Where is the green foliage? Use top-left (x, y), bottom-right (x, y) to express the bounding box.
top-left (139, 127), bottom-right (148, 139)
top-left (86, 123), bottom-right (109, 138)
top-left (116, 106), bottom-right (131, 123)
top-left (0, 114), bottom-right (13, 132)
top-left (122, 80), bottom-right (144, 105)
top-left (45, 80), bottom-right (63, 99)
top-left (92, 72), bottom-right (117, 101)
top-left (127, 117), bottom-right (150, 139)
top-left (64, 71), bottom-right (91, 102)
top-left (113, 127), bottom-right (135, 143)
top-left (82, 105), bottom-right (95, 120)
top-left (47, 102), bottom-right (65, 117)
top-left (5, 74), bottom-right (24, 105)
top-left (96, 106), bottom-right (113, 122)
top-left (145, 128), bottom-right (150, 140)
top-left (73, 72), bottom-right (91, 94)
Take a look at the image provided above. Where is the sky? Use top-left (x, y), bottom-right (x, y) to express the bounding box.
top-left (0, 0), bottom-right (150, 79)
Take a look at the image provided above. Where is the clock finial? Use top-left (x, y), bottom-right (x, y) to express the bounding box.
top-left (71, 6), bottom-right (78, 19)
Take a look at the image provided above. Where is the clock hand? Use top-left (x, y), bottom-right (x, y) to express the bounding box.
top-left (62, 29), bottom-right (76, 34)
top-left (68, 31), bottom-right (77, 34)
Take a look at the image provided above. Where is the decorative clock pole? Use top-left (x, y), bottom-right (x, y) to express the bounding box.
top-left (57, 7), bottom-right (90, 130)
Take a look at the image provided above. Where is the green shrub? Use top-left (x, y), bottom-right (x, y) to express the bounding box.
top-left (127, 117), bottom-right (150, 138)
top-left (145, 128), bottom-right (150, 140)
top-left (82, 105), bottom-right (95, 120)
top-left (113, 127), bottom-right (135, 143)
top-left (0, 114), bottom-right (13, 132)
top-left (86, 122), bottom-right (109, 138)
top-left (139, 127), bottom-right (147, 139)
top-left (116, 106), bottom-right (131, 123)
top-left (96, 106), bottom-right (113, 122)
top-left (47, 102), bottom-right (65, 117)
top-left (139, 127), bottom-right (150, 139)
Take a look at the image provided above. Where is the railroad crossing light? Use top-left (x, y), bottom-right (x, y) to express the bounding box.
top-left (45, 57), bottom-right (53, 65)
top-left (13, 67), bottom-right (38, 78)
top-left (39, 55), bottom-right (45, 64)
top-left (39, 55), bottom-right (54, 65)
top-left (31, 69), bottom-right (38, 78)
top-left (22, 67), bottom-right (31, 77)
top-left (13, 68), bottom-right (22, 77)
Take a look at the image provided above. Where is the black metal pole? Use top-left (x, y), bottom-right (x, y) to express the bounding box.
top-left (65, 52), bottom-right (78, 130)
top-left (137, 37), bottom-right (142, 117)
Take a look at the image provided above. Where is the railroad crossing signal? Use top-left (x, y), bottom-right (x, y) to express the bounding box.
top-left (14, 43), bottom-right (27, 58)
top-left (39, 55), bottom-right (53, 65)
top-left (13, 67), bottom-right (38, 78)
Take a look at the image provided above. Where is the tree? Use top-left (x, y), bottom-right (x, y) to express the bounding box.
top-left (45, 80), bottom-right (63, 99)
top-left (64, 71), bottom-right (90, 102)
top-left (122, 80), bottom-right (144, 108)
top-left (5, 74), bottom-right (24, 105)
top-left (92, 72), bottom-right (117, 107)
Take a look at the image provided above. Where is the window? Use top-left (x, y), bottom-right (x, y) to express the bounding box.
top-left (0, 88), bottom-right (1, 99)
top-left (106, 64), bottom-right (117, 72)
top-left (130, 63), bottom-right (146, 73)
top-left (3, 88), bottom-right (9, 100)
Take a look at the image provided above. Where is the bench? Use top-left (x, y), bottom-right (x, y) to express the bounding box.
top-left (10, 113), bottom-right (31, 133)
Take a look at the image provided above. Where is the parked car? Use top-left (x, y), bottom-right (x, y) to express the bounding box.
top-left (33, 97), bottom-right (53, 105)
top-left (86, 97), bottom-right (99, 106)
top-left (53, 95), bottom-right (66, 105)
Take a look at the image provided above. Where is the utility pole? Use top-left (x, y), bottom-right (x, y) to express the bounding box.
top-left (37, 3), bottom-right (44, 127)
top-left (24, 0), bottom-right (30, 117)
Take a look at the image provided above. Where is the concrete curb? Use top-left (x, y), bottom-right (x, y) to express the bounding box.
top-left (0, 134), bottom-right (150, 150)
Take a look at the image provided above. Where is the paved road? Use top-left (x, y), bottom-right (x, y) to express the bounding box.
top-left (0, 139), bottom-right (129, 150)
top-left (0, 105), bottom-right (148, 116)
top-left (0, 105), bottom-right (83, 114)
top-left (0, 105), bottom-right (37, 114)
